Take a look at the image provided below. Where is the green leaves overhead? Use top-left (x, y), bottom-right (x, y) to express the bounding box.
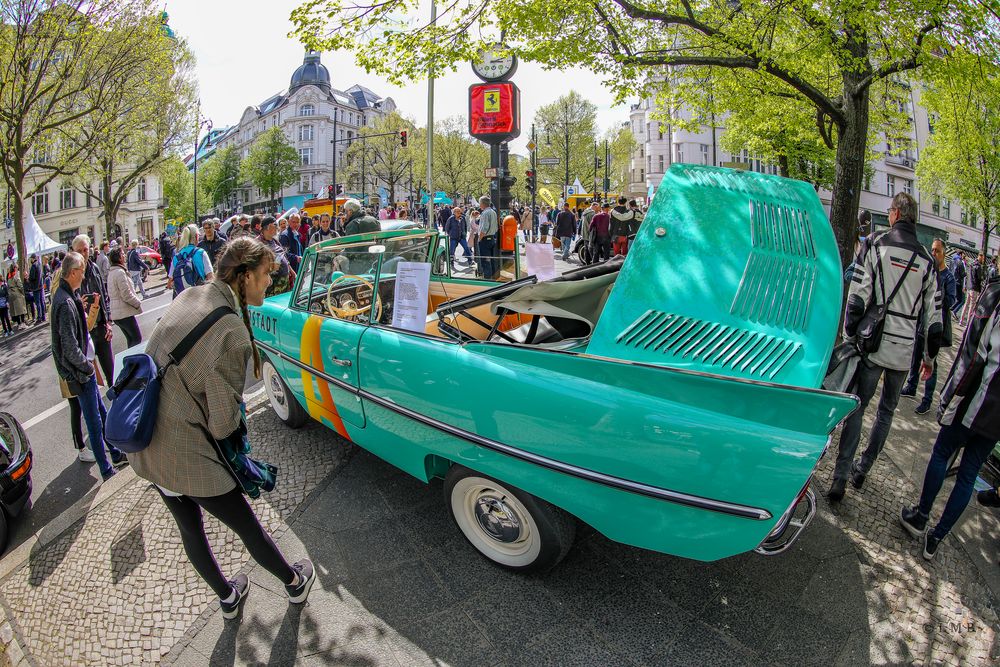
top-left (242, 126), bottom-right (300, 203)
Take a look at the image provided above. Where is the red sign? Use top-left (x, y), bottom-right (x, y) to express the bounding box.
top-left (468, 82), bottom-right (520, 143)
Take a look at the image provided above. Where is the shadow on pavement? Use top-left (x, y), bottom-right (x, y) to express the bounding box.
top-left (216, 449), bottom-right (877, 666)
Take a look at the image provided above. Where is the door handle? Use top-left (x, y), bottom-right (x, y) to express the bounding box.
top-left (330, 357), bottom-right (352, 367)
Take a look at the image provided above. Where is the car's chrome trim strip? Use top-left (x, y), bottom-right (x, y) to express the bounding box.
top-left (256, 342), bottom-right (773, 521)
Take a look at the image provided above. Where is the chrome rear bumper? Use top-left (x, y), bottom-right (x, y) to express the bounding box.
top-left (754, 484), bottom-right (817, 556)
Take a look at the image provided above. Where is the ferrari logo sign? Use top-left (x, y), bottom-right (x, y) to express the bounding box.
top-left (468, 82), bottom-right (521, 144)
top-left (484, 90), bottom-right (500, 113)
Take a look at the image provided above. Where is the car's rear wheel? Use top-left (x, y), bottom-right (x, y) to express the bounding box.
top-left (444, 465), bottom-right (575, 572)
top-left (263, 358), bottom-right (308, 428)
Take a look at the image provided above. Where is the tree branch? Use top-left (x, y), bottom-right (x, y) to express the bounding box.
top-left (853, 20), bottom-right (941, 93)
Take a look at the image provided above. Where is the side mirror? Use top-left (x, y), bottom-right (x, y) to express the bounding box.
top-left (368, 244), bottom-right (386, 255)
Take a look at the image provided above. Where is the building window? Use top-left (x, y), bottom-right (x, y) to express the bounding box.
top-left (932, 196), bottom-right (940, 215)
top-left (700, 144), bottom-right (710, 165)
top-left (962, 209), bottom-right (977, 228)
top-left (640, 169), bottom-right (644, 181)
top-left (299, 125), bottom-right (314, 141)
top-left (675, 145), bottom-right (684, 163)
top-left (32, 189), bottom-right (48, 215)
top-left (299, 173), bottom-right (313, 193)
top-left (657, 124), bottom-right (664, 140)
top-left (942, 197), bottom-right (950, 219)
top-left (299, 148), bottom-right (312, 165)
top-left (59, 183), bottom-right (75, 210)
top-left (300, 104), bottom-right (315, 116)
top-left (137, 177), bottom-right (147, 201)
top-left (902, 179), bottom-right (912, 195)
top-left (887, 175), bottom-right (895, 197)
top-left (658, 155), bottom-right (664, 173)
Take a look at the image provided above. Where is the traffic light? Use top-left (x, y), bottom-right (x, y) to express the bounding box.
top-left (525, 170), bottom-right (535, 192)
top-left (327, 185), bottom-right (334, 199)
top-left (399, 130), bottom-right (408, 147)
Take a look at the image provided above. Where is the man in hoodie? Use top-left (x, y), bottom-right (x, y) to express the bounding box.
top-left (829, 192), bottom-right (943, 502)
top-left (610, 196), bottom-right (637, 257)
top-left (589, 202), bottom-right (612, 263)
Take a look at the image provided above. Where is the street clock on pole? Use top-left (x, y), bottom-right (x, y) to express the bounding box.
top-left (472, 45), bottom-right (518, 82)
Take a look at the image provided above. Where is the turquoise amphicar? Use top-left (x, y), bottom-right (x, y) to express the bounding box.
top-left (251, 164), bottom-right (858, 572)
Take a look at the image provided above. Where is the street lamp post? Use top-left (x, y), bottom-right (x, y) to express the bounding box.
top-left (426, 0), bottom-right (437, 227)
top-left (192, 99), bottom-right (212, 224)
top-left (331, 110), bottom-right (338, 207)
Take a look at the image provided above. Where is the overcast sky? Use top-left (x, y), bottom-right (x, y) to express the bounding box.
top-left (165, 0), bottom-right (632, 155)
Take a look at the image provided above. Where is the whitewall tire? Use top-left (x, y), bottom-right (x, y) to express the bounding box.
top-left (262, 358), bottom-right (308, 428)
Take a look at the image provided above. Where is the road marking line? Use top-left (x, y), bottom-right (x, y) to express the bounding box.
top-left (23, 401), bottom-right (68, 430)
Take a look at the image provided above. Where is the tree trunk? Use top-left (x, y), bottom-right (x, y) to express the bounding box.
top-left (777, 154), bottom-right (790, 179)
top-left (828, 88), bottom-right (870, 269)
top-left (981, 215), bottom-right (992, 254)
top-left (12, 179), bottom-right (26, 275)
top-left (104, 200), bottom-right (117, 243)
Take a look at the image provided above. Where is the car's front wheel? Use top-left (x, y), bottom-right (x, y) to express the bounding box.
top-left (262, 358), bottom-right (308, 428)
top-left (444, 465), bottom-right (575, 572)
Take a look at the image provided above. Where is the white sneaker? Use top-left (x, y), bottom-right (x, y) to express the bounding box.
top-left (78, 448), bottom-right (96, 463)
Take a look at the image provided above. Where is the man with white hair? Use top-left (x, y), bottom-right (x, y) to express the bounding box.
top-left (70, 234), bottom-right (115, 388)
top-left (51, 251), bottom-right (127, 480)
top-left (343, 199), bottom-right (379, 236)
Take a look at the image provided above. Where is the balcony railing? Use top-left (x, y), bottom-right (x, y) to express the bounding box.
top-left (885, 153), bottom-right (917, 169)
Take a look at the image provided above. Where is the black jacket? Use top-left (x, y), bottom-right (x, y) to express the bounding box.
top-left (938, 282), bottom-right (1000, 439)
top-left (50, 281), bottom-right (93, 387)
top-left (197, 233), bottom-right (227, 266)
top-left (344, 211), bottom-right (380, 236)
top-left (610, 206), bottom-right (637, 238)
top-left (554, 210), bottom-right (577, 238)
top-left (26, 262), bottom-right (40, 292)
top-left (81, 260), bottom-right (110, 328)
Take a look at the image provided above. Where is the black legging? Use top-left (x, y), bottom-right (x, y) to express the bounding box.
top-left (0, 306), bottom-right (10, 333)
top-left (158, 487), bottom-right (295, 598)
top-left (92, 325), bottom-right (114, 384)
top-left (68, 397), bottom-right (84, 450)
top-left (114, 316), bottom-right (142, 349)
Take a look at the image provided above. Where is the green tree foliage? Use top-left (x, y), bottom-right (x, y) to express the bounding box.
top-left (199, 145), bottom-right (243, 210)
top-left (0, 0), bottom-right (172, 270)
top-left (72, 18), bottom-right (197, 240)
top-left (241, 126), bottom-right (299, 205)
top-left (533, 92), bottom-right (597, 197)
top-left (291, 0), bottom-right (998, 264)
top-left (917, 51), bottom-right (1000, 253)
top-left (605, 124), bottom-right (636, 196)
top-left (431, 116), bottom-right (489, 203)
top-left (158, 156), bottom-right (201, 224)
top-left (342, 111), bottom-right (414, 206)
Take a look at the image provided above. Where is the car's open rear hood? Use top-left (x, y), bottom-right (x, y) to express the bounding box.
top-left (588, 165), bottom-right (843, 390)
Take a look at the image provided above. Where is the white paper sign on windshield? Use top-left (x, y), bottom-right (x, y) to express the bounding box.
top-left (524, 243), bottom-right (557, 281)
top-left (391, 261), bottom-right (432, 332)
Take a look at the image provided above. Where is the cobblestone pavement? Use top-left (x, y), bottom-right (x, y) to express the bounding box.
top-left (1, 332), bottom-right (999, 665)
top-left (0, 396), bottom-right (348, 666)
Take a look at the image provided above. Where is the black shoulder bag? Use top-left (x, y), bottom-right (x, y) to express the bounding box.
top-left (857, 246), bottom-right (918, 355)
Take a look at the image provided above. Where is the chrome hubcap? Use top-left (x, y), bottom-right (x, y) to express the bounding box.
top-left (473, 496), bottom-right (522, 543)
top-left (268, 374), bottom-right (285, 406)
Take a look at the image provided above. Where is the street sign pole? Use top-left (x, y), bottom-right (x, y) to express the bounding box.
top-left (531, 123), bottom-right (536, 223)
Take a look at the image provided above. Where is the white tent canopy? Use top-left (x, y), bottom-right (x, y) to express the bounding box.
top-left (12, 208), bottom-right (66, 259)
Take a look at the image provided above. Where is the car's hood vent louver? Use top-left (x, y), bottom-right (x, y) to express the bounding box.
top-left (616, 310), bottom-right (801, 380)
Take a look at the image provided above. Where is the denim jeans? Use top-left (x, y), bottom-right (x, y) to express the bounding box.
top-left (479, 237), bottom-right (498, 280)
top-left (833, 359), bottom-right (907, 482)
top-left (449, 237), bottom-right (473, 263)
top-left (903, 334), bottom-right (937, 402)
top-left (130, 270), bottom-right (147, 298)
top-left (917, 422), bottom-right (995, 540)
top-left (560, 236), bottom-right (572, 261)
top-left (77, 375), bottom-right (121, 477)
top-left (32, 289), bottom-right (45, 321)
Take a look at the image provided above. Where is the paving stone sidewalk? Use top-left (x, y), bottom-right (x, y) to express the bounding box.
top-left (0, 345), bottom-right (999, 665)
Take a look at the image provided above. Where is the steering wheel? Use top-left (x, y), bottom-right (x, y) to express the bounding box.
top-left (325, 274), bottom-right (382, 322)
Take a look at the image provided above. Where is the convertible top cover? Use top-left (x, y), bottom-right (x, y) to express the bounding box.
top-left (587, 164), bottom-right (843, 390)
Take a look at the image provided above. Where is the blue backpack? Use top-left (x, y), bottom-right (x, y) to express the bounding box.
top-left (171, 246), bottom-right (206, 295)
top-left (104, 306), bottom-right (232, 453)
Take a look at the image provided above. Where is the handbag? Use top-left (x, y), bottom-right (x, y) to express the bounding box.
top-left (209, 416), bottom-right (277, 499)
top-left (552, 236), bottom-right (562, 249)
top-left (857, 246), bottom-right (917, 355)
top-left (104, 305), bottom-right (232, 453)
